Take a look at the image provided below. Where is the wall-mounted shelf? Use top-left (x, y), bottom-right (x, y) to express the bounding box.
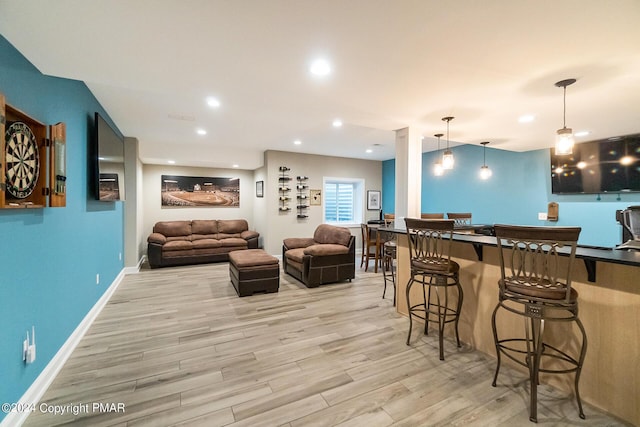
top-left (296, 175), bottom-right (309, 219)
top-left (279, 166), bottom-right (291, 213)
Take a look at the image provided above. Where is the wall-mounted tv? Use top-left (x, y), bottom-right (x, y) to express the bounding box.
top-left (94, 112), bottom-right (125, 201)
top-left (550, 133), bottom-right (640, 194)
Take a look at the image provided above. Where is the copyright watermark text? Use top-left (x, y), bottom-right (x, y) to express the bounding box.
top-left (2, 401), bottom-right (125, 415)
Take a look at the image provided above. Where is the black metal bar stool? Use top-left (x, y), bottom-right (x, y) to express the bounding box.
top-left (491, 224), bottom-right (587, 423)
top-left (379, 224), bottom-right (397, 305)
top-left (404, 218), bottom-right (463, 360)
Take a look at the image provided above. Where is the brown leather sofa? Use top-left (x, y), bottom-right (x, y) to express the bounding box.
top-left (147, 219), bottom-right (259, 268)
top-left (282, 224), bottom-right (355, 287)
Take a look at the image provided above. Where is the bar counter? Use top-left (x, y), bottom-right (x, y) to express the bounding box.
top-left (383, 222), bottom-right (640, 425)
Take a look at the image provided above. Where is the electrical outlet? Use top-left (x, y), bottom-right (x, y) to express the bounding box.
top-left (538, 212), bottom-right (548, 221)
top-left (96, 273), bottom-right (100, 285)
top-left (26, 344), bottom-right (36, 364)
top-left (23, 326), bottom-right (36, 364)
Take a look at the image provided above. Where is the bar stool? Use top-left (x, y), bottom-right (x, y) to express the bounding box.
top-left (447, 212), bottom-right (472, 226)
top-left (379, 226), bottom-right (397, 305)
top-left (404, 218), bottom-right (463, 360)
top-left (491, 224), bottom-right (586, 423)
top-left (360, 223), bottom-right (380, 272)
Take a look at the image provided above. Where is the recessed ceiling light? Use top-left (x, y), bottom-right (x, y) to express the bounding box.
top-left (196, 128), bottom-right (207, 135)
top-left (575, 131), bottom-right (590, 137)
top-left (332, 119), bottom-right (342, 127)
top-left (310, 59), bottom-right (331, 76)
top-left (294, 140), bottom-right (302, 145)
top-left (232, 164), bottom-right (239, 168)
top-left (518, 114), bottom-right (535, 123)
top-left (620, 156), bottom-right (634, 166)
top-left (167, 160), bottom-right (175, 164)
top-left (206, 97), bottom-right (221, 108)
top-left (366, 149), bottom-right (373, 153)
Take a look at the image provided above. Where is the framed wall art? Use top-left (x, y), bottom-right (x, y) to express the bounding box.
top-left (367, 190), bottom-right (381, 210)
top-left (161, 175), bottom-right (239, 207)
top-left (256, 180), bottom-right (264, 197)
top-left (310, 189), bottom-right (322, 206)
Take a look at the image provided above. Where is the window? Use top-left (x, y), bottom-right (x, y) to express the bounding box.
top-left (323, 177), bottom-right (364, 226)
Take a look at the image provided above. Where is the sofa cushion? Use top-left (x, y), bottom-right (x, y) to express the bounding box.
top-left (218, 219), bottom-right (248, 234)
top-left (154, 221), bottom-right (192, 238)
top-left (191, 220), bottom-right (218, 235)
top-left (163, 240), bottom-right (193, 251)
top-left (166, 236), bottom-right (192, 242)
top-left (313, 224), bottom-right (352, 247)
top-left (283, 237), bottom-right (316, 249)
top-left (304, 244), bottom-right (350, 256)
top-left (191, 234), bottom-right (218, 241)
top-left (192, 239), bottom-right (223, 249)
top-left (285, 248), bottom-right (306, 263)
top-left (220, 237), bottom-right (249, 248)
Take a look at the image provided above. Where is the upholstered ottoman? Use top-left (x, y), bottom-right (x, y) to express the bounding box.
top-left (228, 249), bottom-right (280, 297)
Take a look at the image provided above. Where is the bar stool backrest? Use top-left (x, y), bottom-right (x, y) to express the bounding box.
top-left (447, 212), bottom-right (472, 226)
top-left (405, 218), bottom-right (455, 274)
top-left (421, 213), bottom-right (445, 219)
top-left (494, 224), bottom-right (581, 303)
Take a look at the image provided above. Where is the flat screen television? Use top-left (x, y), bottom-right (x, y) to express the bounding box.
top-left (550, 133), bottom-right (640, 194)
top-left (94, 112), bottom-right (125, 201)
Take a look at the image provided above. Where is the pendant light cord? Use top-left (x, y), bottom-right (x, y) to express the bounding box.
top-left (563, 86), bottom-right (567, 128)
top-left (446, 120), bottom-right (450, 149)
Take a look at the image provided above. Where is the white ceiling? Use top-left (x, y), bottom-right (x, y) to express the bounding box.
top-left (2, 0), bottom-right (640, 170)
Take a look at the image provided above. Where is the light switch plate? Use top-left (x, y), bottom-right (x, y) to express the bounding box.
top-left (538, 212), bottom-right (548, 220)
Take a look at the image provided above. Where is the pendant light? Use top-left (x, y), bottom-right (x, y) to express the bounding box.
top-left (442, 116), bottom-right (455, 170)
top-left (433, 133), bottom-right (444, 176)
top-left (479, 141), bottom-right (492, 180)
top-left (555, 78), bottom-right (576, 155)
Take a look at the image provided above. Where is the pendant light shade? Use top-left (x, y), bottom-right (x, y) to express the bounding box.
top-left (555, 78), bottom-right (576, 155)
top-left (479, 141), bottom-right (492, 180)
top-left (442, 116), bottom-right (455, 170)
top-left (433, 133), bottom-right (444, 176)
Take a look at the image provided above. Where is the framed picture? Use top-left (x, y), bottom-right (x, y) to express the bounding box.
top-left (161, 175), bottom-right (240, 207)
top-left (367, 190), bottom-right (381, 210)
top-left (256, 180), bottom-right (264, 198)
top-left (310, 189), bottom-right (322, 206)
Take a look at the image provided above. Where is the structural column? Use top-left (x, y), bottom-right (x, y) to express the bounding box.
top-left (394, 127), bottom-right (422, 221)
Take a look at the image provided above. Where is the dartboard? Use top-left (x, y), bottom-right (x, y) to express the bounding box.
top-left (5, 121), bottom-right (40, 199)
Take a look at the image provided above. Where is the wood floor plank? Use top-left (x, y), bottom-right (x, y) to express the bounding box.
top-left (22, 263), bottom-right (628, 426)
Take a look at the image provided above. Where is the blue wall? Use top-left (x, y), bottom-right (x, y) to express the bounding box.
top-left (382, 144), bottom-right (640, 247)
top-left (0, 35), bottom-right (124, 417)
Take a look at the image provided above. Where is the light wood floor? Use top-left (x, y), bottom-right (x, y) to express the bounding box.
top-left (24, 262), bottom-right (628, 427)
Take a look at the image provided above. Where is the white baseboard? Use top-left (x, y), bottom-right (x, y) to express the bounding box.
top-left (123, 255), bottom-right (145, 275)
top-left (1, 269), bottom-right (126, 427)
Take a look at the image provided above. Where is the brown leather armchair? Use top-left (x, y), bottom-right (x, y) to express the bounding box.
top-left (282, 224), bottom-right (355, 287)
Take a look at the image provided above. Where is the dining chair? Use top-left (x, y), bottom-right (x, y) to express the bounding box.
top-left (360, 223), bottom-right (381, 272)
